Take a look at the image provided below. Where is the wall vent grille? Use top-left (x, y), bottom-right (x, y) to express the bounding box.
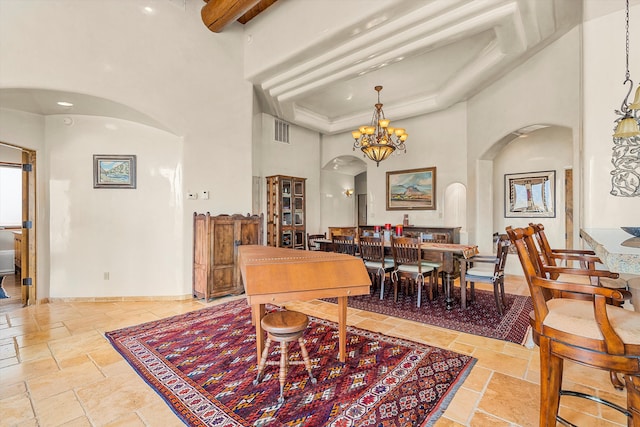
top-left (274, 119), bottom-right (290, 144)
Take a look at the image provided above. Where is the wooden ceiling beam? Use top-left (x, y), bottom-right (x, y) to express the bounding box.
top-left (201, 0), bottom-right (262, 33)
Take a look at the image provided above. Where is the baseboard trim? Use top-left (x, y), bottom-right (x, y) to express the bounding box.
top-left (48, 294), bottom-right (195, 303)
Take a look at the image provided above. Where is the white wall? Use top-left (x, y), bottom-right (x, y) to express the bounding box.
top-left (493, 126), bottom-right (573, 273)
top-left (255, 114), bottom-right (322, 237)
top-left (46, 115), bottom-right (184, 298)
top-left (321, 102), bottom-right (468, 230)
top-left (583, 4), bottom-right (640, 227)
top-left (320, 171), bottom-right (356, 233)
top-left (0, 0), bottom-right (253, 299)
top-left (467, 27), bottom-right (582, 254)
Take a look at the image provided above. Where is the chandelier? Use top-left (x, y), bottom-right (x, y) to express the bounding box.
top-left (611, 0), bottom-right (640, 197)
top-left (351, 86), bottom-right (407, 167)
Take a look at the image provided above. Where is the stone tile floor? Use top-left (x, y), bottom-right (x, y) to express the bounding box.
top-left (0, 273), bottom-right (629, 426)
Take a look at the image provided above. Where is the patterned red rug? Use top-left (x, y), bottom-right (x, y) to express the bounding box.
top-left (106, 299), bottom-right (476, 426)
top-left (325, 287), bottom-right (533, 345)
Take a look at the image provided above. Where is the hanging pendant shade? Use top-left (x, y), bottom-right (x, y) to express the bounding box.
top-left (613, 116), bottom-right (640, 138)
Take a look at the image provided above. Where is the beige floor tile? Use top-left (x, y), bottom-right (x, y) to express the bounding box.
top-left (27, 358), bottom-right (104, 401)
top-left (76, 373), bottom-right (163, 426)
top-left (137, 400), bottom-right (191, 427)
top-left (477, 372), bottom-right (539, 426)
top-left (471, 348), bottom-right (529, 378)
top-left (33, 389), bottom-right (86, 427)
top-left (101, 412), bottom-right (146, 427)
top-left (468, 411), bottom-right (513, 426)
top-left (0, 393), bottom-right (36, 425)
top-left (443, 386), bottom-right (480, 425)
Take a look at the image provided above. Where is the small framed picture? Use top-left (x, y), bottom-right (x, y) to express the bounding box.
top-left (504, 170), bottom-right (555, 218)
top-left (93, 155), bottom-right (137, 189)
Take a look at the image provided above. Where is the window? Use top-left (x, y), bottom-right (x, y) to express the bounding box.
top-left (0, 164), bottom-right (21, 227)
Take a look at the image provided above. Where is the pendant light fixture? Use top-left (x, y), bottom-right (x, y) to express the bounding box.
top-left (611, 0), bottom-right (640, 197)
top-left (351, 86), bottom-right (407, 167)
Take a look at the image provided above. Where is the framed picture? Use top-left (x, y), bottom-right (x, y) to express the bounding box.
top-left (93, 155), bottom-right (137, 189)
top-left (504, 170), bottom-right (555, 218)
top-left (386, 167), bottom-right (436, 210)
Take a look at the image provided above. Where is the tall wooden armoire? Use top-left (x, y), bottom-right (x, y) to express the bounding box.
top-left (266, 175), bottom-right (306, 250)
top-left (192, 213), bottom-right (263, 300)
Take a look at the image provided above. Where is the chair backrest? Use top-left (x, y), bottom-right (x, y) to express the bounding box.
top-left (420, 232), bottom-right (449, 243)
top-left (359, 236), bottom-right (385, 263)
top-left (494, 234), bottom-right (510, 275)
top-left (390, 236), bottom-right (421, 269)
top-left (307, 232), bottom-right (326, 250)
top-left (332, 235), bottom-right (357, 255)
top-left (505, 226), bottom-right (558, 327)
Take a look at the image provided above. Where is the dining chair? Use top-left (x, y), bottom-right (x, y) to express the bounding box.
top-left (459, 234), bottom-right (510, 315)
top-left (359, 236), bottom-right (394, 299)
top-left (306, 232), bottom-right (326, 251)
top-left (390, 236), bottom-right (437, 307)
top-left (332, 235), bottom-right (357, 256)
top-left (506, 225), bottom-right (640, 427)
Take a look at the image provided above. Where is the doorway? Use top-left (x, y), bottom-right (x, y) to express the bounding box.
top-left (0, 143), bottom-right (37, 308)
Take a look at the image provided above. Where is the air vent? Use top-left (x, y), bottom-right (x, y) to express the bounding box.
top-left (274, 119), bottom-right (290, 144)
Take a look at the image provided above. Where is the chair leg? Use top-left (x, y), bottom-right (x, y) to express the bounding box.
top-left (625, 375), bottom-right (640, 427)
top-left (254, 337), bottom-right (272, 385)
top-left (297, 337), bottom-right (317, 384)
top-left (493, 283), bottom-right (504, 316)
top-left (379, 272), bottom-right (385, 300)
top-left (539, 336), bottom-right (563, 426)
top-left (278, 341), bottom-right (288, 404)
top-left (417, 276), bottom-right (423, 308)
top-left (461, 279), bottom-right (467, 309)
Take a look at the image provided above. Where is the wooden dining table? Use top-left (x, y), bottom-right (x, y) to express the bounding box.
top-left (317, 235), bottom-right (478, 309)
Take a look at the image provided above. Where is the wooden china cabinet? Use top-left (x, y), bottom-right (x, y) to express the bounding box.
top-left (192, 212), bottom-right (263, 300)
top-left (266, 175), bottom-right (306, 250)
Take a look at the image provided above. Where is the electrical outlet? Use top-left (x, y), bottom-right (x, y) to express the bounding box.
top-left (200, 190), bottom-right (209, 200)
top-left (187, 192), bottom-right (197, 200)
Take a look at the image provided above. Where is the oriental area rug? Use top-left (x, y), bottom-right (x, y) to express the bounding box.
top-left (325, 287), bottom-right (533, 345)
top-left (106, 299), bottom-right (476, 427)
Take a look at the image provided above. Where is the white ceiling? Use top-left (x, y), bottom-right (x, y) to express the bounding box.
top-left (0, 0), bottom-right (635, 138)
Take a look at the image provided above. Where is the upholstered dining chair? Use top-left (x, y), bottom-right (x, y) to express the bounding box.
top-left (390, 236), bottom-right (437, 307)
top-left (359, 236), bottom-right (394, 299)
top-left (459, 234), bottom-right (510, 315)
top-left (306, 232), bottom-right (326, 251)
top-left (332, 235), bottom-right (357, 256)
top-left (506, 225), bottom-right (640, 427)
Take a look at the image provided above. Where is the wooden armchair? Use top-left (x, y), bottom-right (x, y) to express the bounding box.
top-left (359, 236), bottom-right (394, 299)
top-left (390, 236), bottom-right (437, 307)
top-left (459, 234), bottom-right (510, 315)
top-left (530, 223), bottom-right (628, 298)
top-left (331, 235), bottom-right (357, 256)
top-left (306, 232), bottom-right (326, 251)
top-left (506, 226), bottom-right (640, 426)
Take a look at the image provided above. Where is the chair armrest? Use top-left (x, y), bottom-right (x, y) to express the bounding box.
top-left (531, 276), bottom-right (631, 300)
top-left (551, 248), bottom-right (596, 256)
top-left (531, 276), bottom-right (630, 354)
top-left (548, 252), bottom-right (601, 263)
top-left (542, 266), bottom-right (619, 279)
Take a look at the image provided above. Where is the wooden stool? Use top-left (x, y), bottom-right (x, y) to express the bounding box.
top-left (253, 310), bottom-right (316, 403)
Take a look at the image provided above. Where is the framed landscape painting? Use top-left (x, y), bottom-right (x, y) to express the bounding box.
top-left (93, 155), bottom-right (137, 189)
top-left (386, 167), bottom-right (436, 210)
top-left (504, 170), bottom-right (555, 218)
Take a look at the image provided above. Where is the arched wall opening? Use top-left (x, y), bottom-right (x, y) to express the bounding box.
top-left (477, 125), bottom-right (574, 274)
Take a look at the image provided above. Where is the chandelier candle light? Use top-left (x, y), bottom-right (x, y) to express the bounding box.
top-left (351, 86), bottom-right (407, 167)
top-left (611, 0), bottom-right (640, 197)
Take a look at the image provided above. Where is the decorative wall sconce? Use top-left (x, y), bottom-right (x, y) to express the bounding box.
top-left (344, 189), bottom-right (354, 198)
top-left (611, 0), bottom-right (640, 197)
